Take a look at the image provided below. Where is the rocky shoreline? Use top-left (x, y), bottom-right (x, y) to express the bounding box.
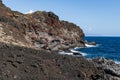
top-left (0, 42), bottom-right (120, 80)
top-left (0, 0), bottom-right (120, 80)
top-left (92, 57), bottom-right (120, 80)
top-left (55, 39), bottom-right (120, 80)
top-left (0, 42), bottom-right (107, 80)
top-left (58, 46), bottom-right (120, 80)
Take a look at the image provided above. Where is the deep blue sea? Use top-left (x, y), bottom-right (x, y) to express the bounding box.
top-left (75, 37), bottom-right (120, 63)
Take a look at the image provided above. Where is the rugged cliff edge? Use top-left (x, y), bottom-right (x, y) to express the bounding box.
top-left (0, 0), bottom-right (120, 80)
top-left (0, 0), bottom-right (84, 51)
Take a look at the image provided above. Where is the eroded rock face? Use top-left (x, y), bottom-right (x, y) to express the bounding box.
top-left (0, 0), bottom-right (84, 50)
top-left (0, 23), bottom-right (30, 47)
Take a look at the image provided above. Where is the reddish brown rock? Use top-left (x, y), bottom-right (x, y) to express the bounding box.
top-left (0, 1), bottom-right (85, 50)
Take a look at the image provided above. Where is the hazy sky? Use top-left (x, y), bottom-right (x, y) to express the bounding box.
top-left (3, 0), bottom-right (120, 36)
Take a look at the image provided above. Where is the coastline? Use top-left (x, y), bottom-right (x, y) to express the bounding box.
top-left (0, 0), bottom-right (120, 79)
top-left (57, 42), bottom-right (120, 80)
top-left (0, 41), bottom-right (120, 80)
top-left (0, 42), bottom-right (106, 80)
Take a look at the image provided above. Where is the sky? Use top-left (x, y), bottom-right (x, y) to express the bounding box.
top-left (2, 0), bottom-right (120, 36)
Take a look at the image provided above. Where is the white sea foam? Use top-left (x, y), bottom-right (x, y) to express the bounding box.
top-left (85, 43), bottom-right (100, 48)
top-left (85, 43), bottom-right (96, 47)
top-left (58, 51), bottom-right (73, 55)
top-left (74, 47), bottom-right (85, 49)
top-left (80, 52), bottom-right (87, 56)
top-left (70, 49), bottom-right (80, 53)
top-left (58, 49), bottom-right (87, 56)
top-left (74, 44), bottom-right (100, 49)
top-left (114, 61), bottom-right (120, 64)
top-left (70, 49), bottom-right (87, 56)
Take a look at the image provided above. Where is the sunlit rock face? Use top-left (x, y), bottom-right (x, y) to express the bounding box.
top-left (0, 0), bottom-right (85, 50)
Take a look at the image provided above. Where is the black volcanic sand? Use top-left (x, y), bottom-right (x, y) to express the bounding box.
top-left (0, 42), bottom-right (107, 80)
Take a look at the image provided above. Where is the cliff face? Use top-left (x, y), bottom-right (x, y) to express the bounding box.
top-left (0, 1), bottom-right (84, 50)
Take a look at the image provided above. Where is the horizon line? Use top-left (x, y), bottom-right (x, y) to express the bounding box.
top-left (85, 35), bottom-right (120, 37)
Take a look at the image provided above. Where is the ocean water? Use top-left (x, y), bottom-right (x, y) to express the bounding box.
top-left (75, 37), bottom-right (120, 63)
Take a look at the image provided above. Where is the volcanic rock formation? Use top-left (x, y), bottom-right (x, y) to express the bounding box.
top-left (0, 0), bottom-right (84, 51)
top-left (0, 0), bottom-right (120, 80)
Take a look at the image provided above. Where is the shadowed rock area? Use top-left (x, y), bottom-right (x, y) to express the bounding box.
top-left (0, 42), bottom-right (106, 80)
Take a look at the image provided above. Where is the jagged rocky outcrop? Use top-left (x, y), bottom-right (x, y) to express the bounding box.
top-left (0, 1), bottom-right (84, 51)
top-left (87, 57), bottom-right (120, 80)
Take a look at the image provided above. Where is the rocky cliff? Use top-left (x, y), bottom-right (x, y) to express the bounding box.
top-left (1, 0), bottom-right (120, 80)
top-left (0, 0), bottom-right (84, 50)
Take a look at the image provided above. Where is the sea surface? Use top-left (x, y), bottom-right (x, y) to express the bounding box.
top-left (75, 37), bottom-right (120, 63)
